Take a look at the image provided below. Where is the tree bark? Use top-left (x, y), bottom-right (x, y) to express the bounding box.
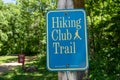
top-left (73, 0), bottom-right (85, 8)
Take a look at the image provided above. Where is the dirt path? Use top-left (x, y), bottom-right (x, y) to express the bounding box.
top-left (0, 62), bottom-right (22, 75)
top-left (0, 56), bottom-right (37, 75)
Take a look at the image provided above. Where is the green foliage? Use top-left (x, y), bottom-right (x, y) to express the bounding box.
top-left (0, 0), bottom-right (56, 55)
top-left (86, 0), bottom-right (120, 79)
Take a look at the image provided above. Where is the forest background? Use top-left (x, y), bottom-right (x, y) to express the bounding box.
top-left (0, 0), bottom-right (120, 79)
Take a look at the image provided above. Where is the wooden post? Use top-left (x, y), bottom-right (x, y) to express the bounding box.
top-left (57, 0), bottom-right (74, 9)
top-left (57, 0), bottom-right (87, 80)
top-left (57, 0), bottom-right (77, 80)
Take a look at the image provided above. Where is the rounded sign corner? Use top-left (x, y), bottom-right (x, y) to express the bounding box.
top-left (46, 11), bottom-right (51, 16)
top-left (84, 64), bottom-right (89, 70)
top-left (47, 65), bottom-right (53, 71)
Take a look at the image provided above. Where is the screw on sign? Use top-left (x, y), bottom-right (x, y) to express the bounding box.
top-left (18, 54), bottom-right (25, 68)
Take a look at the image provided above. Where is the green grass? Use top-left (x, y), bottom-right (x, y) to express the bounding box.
top-left (0, 56), bottom-right (17, 64)
top-left (0, 55), bottom-right (57, 80)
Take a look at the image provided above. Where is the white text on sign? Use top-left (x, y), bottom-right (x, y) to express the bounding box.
top-left (51, 16), bottom-right (82, 54)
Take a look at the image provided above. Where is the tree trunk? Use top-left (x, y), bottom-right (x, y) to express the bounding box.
top-left (73, 0), bottom-right (84, 8)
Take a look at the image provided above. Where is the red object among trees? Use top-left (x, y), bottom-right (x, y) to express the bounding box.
top-left (18, 54), bottom-right (25, 68)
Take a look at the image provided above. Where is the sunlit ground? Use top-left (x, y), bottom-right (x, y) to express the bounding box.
top-left (0, 55), bottom-right (57, 80)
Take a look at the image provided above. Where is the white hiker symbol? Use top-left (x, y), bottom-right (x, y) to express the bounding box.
top-left (74, 30), bottom-right (82, 40)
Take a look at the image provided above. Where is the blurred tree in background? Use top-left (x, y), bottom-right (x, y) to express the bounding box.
top-left (0, 0), bottom-right (56, 55)
top-left (86, 0), bottom-right (120, 79)
top-left (0, 0), bottom-right (120, 79)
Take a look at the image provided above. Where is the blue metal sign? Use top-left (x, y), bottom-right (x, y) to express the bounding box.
top-left (47, 9), bottom-right (88, 71)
